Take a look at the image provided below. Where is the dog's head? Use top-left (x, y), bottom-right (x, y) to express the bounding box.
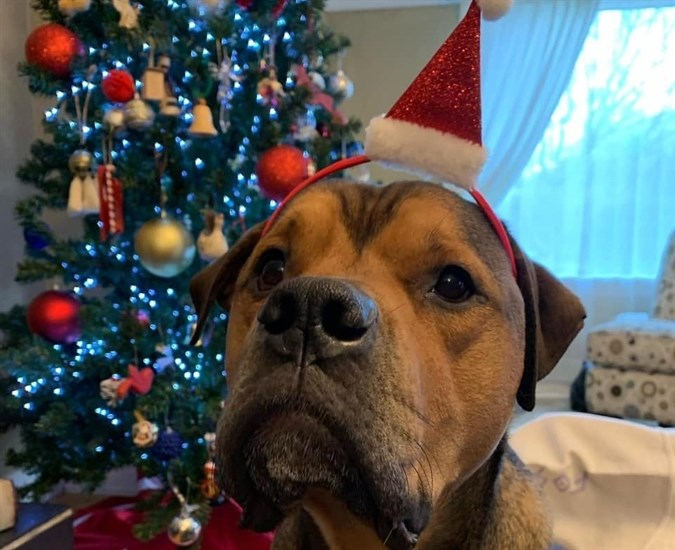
top-left (190, 181), bottom-right (584, 547)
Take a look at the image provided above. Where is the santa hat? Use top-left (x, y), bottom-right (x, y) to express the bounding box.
top-left (263, 0), bottom-right (516, 274)
top-left (365, 0), bottom-right (512, 189)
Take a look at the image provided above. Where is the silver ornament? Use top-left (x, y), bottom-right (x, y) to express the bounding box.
top-left (328, 69), bottom-right (354, 100)
top-left (167, 507), bottom-right (202, 547)
top-left (308, 71), bottom-right (326, 91)
top-left (68, 149), bottom-right (94, 178)
top-left (103, 107), bottom-right (125, 132)
top-left (123, 94), bottom-right (155, 131)
top-left (293, 108), bottom-right (319, 143)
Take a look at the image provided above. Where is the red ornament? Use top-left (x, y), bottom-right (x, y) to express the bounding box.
top-left (98, 164), bottom-right (125, 241)
top-left (256, 145), bottom-right (309, 201)
top-left (26, 290), bottom-right (81, 344)
top-left (25, 23), bottom-right (84, 78)
top-left (101, 70), bottom-right (135, 103)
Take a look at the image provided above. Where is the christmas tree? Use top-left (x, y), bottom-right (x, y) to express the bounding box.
top-left (0, 0), bottom-right (361, 542)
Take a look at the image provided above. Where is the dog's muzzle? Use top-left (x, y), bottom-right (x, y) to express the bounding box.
top-left (257, 277), bottom-right (379, 366)
top-left (220, 278), bottom-right (426, 549)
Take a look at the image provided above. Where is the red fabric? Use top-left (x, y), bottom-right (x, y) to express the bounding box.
top-left (116, 364), bottom-right (154, 399)
top-left (74, 495), bottom-right (273, 550)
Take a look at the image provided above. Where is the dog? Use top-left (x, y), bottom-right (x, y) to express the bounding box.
top-left (190, 180), bottom-right (586, 550)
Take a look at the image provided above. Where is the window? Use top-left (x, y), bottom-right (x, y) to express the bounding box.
top-left (497, 7), bottom-right (675, 278)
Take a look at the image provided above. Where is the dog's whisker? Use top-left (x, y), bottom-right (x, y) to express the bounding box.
top-left (415, 440), bottom-right (436, 498)
top-left (383, 523), bottom-right (397, 545)
top-left (397, 429), bottom-right (432, 497)
top-left (409, 460), bottom-right (425, 497)
top-left (413, 447), bottom-right (434, 498)
top-left (391, 394), bottom-right (436, 427)
top-left (385, 303), bottom-right (406, 316)
top-left (397, 424), bottom-right (441, 501)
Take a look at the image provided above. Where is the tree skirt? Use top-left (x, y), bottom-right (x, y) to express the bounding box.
top-left (74, 495), bottom-right (273, 550)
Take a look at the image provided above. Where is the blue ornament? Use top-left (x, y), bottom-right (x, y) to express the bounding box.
top-left (23, 223), bottom-right (52, 250)
top-left (150, 427), bottom-right (184, 461)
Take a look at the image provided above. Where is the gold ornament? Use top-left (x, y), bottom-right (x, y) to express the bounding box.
top-left (188, 99), bottom-right (218, 137)
top-left (134, 216), bottom-right (196, 277)
top-left (160, 97), bottom-right (181, 117)
top-left (58, 0), bottom-right (91, 16)
top-left (132, 411), bottom-right (158, 448)
top-left (123, 94), bottom-right (155, 130)
top-left (167, 507), bottom-right (202, 547)
top-left (141, 67), bottom-right (166, 102)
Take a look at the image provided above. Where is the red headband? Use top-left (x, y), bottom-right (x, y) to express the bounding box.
top-left (261, 155), bottom-right (517, 278)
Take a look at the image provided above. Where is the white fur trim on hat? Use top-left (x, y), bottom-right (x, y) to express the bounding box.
top-left (364, 115), bottom-right (488, 190)
top-left (477, 0), bottom-right (513, 21)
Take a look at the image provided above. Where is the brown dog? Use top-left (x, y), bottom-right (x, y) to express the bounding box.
top-left (190, 181), bottom-right (585, 550)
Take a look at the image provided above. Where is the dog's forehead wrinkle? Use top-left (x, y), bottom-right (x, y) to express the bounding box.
top-left (312, 180), bottom-right (433, 251)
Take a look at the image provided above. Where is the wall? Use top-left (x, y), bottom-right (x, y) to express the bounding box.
top-left (0, 2), bottom-right (38, 311)
top-left (0, 1), bottom-right (40, 485)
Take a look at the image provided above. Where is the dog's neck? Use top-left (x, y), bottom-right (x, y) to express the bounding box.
top-left (301, 489), bottom-right (388, 549)
top-left (283, 441), bottom-right (549, 550)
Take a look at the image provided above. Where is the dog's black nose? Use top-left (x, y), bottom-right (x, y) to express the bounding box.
top-left (257, 277), bottom-right (378, 363)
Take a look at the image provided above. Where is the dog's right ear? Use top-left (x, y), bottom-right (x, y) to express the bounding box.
top-left (189, 222), bottom-right (265, 344)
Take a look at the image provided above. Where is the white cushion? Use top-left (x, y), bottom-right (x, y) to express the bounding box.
top-left (511, 412), bottom-right (675, 550)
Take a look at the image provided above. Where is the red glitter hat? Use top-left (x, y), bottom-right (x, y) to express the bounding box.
top-left (365, 0), bottom-right (511, 190)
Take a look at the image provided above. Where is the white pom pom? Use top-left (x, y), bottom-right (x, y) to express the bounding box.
top-left (477, 0), bottom-right (513, 21)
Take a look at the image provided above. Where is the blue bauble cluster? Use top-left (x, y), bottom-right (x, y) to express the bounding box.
top-left (150, 427), bottom-right (184, 461)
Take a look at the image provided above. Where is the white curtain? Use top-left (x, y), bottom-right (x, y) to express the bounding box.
top-left (479, 0), bottom-right (601, 205)
top-left (476, 0), bottom-right (675, 388)
top-left (497, 5), bottom-right (675, 280)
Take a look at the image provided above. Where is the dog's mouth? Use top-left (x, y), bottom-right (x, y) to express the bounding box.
top-left (217, 397), bottom-right (427, 549)
top-left (244, 411), bottom-right (352, 501)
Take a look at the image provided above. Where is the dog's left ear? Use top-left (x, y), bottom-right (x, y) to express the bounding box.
top-left (188, 222), bottom-right (265, 344)
top-left (511, 239), bottom-right (586, 411)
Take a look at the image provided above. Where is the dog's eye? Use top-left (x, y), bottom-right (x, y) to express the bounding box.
top-left (257, 249), bottom-right (285, 291)
top-left (432, 266), bottom-right (474, 302)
